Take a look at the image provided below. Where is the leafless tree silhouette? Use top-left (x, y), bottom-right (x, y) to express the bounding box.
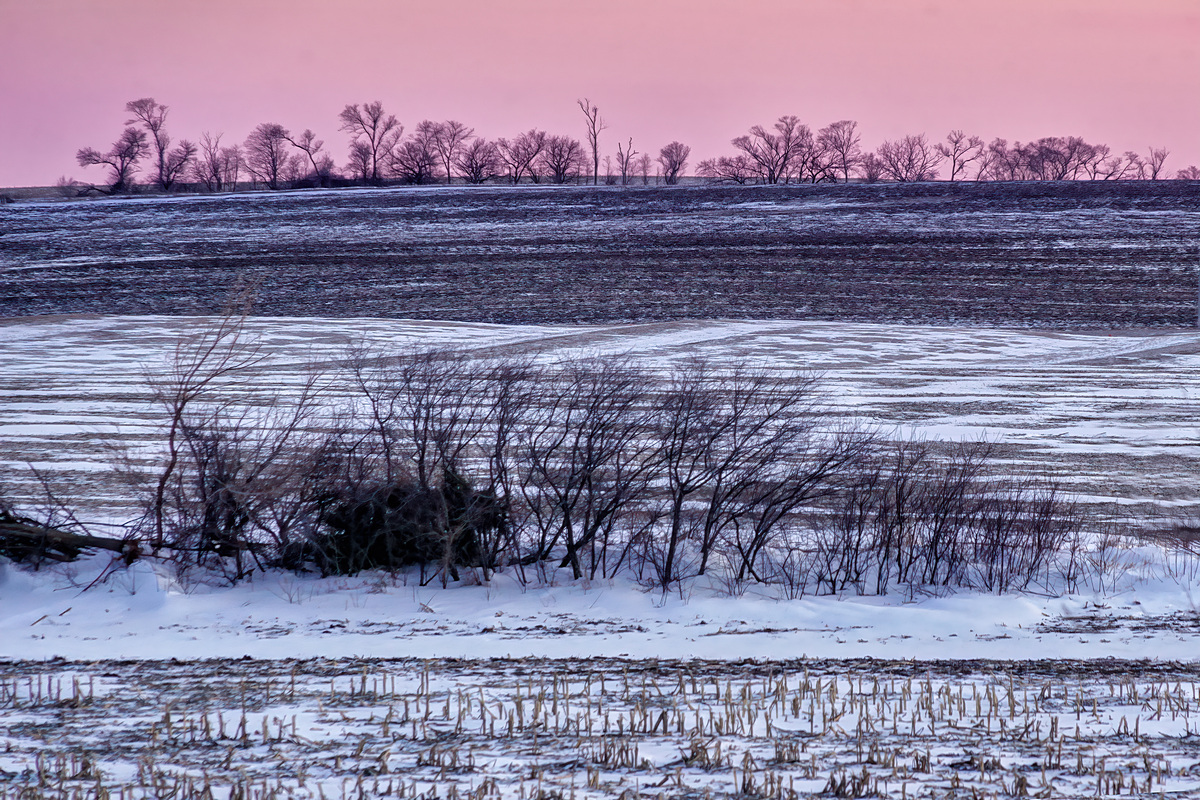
top-left (732, 115), bottom-right (810, 184)
top-left (339, 101), bottom-right (403, 184)
top-left (615, 137), bottom-right (638, 185)
top-left (243, 123), bottom-right (292, 189)
top-left (696, 155), bottom-right (755, 184)
top-left (284, 129), bottom-right (334, 187)
top-left (455, 138), bottom-right (502, 184)
top-left (391, 120), bottom-right (442, 184)
top-left (538, 135), bottom-right (586, 184)
top-left (877, 134), bottom-right (942, 181)
top-left (497, 129), bottom-right (547, 184)
top-left (76, 127), bottom-right (148, 193)
top-left (577, 98), bottom-right (606, 186)
top-left (818, 120), bottom-right (861, 183)
top-left (936, 130), bottom-right (984, 181)
top-left (125, 98), bottom-right (195, 190)
top-left (857, 153), bottom-right (885, 183)
top-left (430, 120), bottom-right (475, 185)
top-left (1146, 147), bottom-right (1170, 179)
top-left (657, 141), bottom-right (690, 185)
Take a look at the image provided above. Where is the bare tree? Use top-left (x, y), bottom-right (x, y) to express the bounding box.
top-left (497, 129), bottom-right (547, 184)
top-left (614, 137), bottom-right (637, 185)
top-left (696, 155), bottom-right (755, 184)
top-left (657, 141), bottom-right (690, 185)
top-left (125, 98), bottom-right (195, 191)
top-left (577, 98), bottom-right (607, 185)
top-left (76, 127), bottom-right (149, 194)
top-left (1177, 165), bottom-right (1200, 180)
top-left (243, 123), bottom-right (292, 189)
top-left (346, 141), bottom-right (373, 183)
top-left (1146, 147), bottom-right (1170, 179)
top-left (732, 115), bottom-right (810, 184)
top-left (936, 130), bottom-right (984, 181)
top-left (988, 138), bottom-right (1027, 180)
top-left (727, 421), bottom-right (876, 584)
top-left (638, 153), bottom-right (654, 185)
top-left (537, 135), bottom-right (586, 184)
top-left (1103, 151), bottom-right (1144, 180)
top-left (191, 132), bottom-right (224, 191)
top-left (282, 153), bottom-right (308, 184)
top-left (876, 134), bottom-right (942, 181)
top-left (340, 345), bottom-right (497, 584)
top-left (1079, 142), bottom-right (1110, 180)
top-left (455, 138), bottom-right (501, 184)
top-left (1021, 137), bottom-right (1093, 180)
top-left (474, 357), bottom-right (542, 577)
top-left (284, 129), bottom-right (334, 187)
top-left (430, 120), bottom-right (474, 185)
top-left (857, 153), bottom-right (885, 183)
top-left (391, 120), bottom-right (442, 184)
top-left (164, 139), bottom-right (197, 189)
top-left (218, 143), bottom-right (242, 190)
top-left (798, 134), bottom-right (838, 184)
top-left (339, 101), bottom-right (403, 185)
top-left (974, 138), bottom-right (1006, 180)
top-left (137, 305), bottom-right (337, 582)
top-left (124, 98), bottom-right (168, 175)
top-left (818, 120), bottom-right (862, 183)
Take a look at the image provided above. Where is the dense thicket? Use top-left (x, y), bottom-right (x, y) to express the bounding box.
top-left (99, 320), bottom-right (1081, 596)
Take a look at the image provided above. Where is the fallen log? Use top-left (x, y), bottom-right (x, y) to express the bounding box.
top-left (0, 514), bottom-right (138, 564)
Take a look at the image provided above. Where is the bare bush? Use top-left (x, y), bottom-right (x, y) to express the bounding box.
top-left (696, 155), bottom-right (756, 184)
top-left (517, 356), bottom-right (658, 580)
top-left (59, 313), bottom-right (1090, 597)
top-left (136, 307), bottom-right (335, 582)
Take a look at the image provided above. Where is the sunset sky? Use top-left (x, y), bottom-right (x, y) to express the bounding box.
top-left (1, 0), bottom-right (1197, 188)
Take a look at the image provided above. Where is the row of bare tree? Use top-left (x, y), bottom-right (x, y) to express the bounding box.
top-left (72, 98), bottom-right (692, 194)
top-left (696, 117), bottom-right (1183, 185)
top-left (59, 317), bottom-right (1076, 596)
top-left (72, 99), bottom-right (1195, 195)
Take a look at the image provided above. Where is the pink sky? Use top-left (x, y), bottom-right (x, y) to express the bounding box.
top-left (1, 0), bottom-right (1197, 188)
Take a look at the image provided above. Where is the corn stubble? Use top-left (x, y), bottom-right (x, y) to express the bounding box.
top-left (2, 657), bottom-right (1199, 799)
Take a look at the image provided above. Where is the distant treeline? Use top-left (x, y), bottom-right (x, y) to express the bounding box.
top-left (64, 98), bottom-right (1198, 196)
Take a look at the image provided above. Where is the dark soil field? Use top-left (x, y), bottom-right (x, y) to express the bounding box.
top-left (2, 181), bottom-right (1198, 327)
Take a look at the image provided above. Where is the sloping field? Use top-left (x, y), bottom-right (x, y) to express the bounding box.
top-left (2, 181), bottom-right (1198, 327)
top-left (1, 316), bottom-right (1197, 525)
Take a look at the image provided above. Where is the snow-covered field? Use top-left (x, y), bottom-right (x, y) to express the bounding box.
top-left (4, 652), bottom-right (1200, 800)
top-left (3, 314), bottom-right (1199, 524)
top-left (4, 315), bottom-right (1200, 798)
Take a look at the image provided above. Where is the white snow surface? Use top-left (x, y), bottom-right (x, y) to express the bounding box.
top-left (3, 552), bottom-right (1199, 663)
